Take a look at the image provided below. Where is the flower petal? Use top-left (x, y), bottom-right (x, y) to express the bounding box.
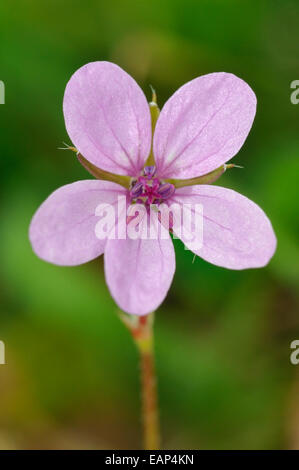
top-left (29, 180), bottom-right (127, 266)
top-left (171, 185), bottom-right (276, 269)
top-left (63, 61), bottom-right (151, 176)
top-left (104, 219), bottom-right (175, 315)
top-left (153, 72), bottom-right (256, 179)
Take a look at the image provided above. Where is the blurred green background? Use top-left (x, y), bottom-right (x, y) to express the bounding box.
top-left (0, 0), bottom-right (299, 450)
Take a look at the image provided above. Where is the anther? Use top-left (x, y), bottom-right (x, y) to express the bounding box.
top-left (157, 183), bottom-right (175, 200)
top-left (130, 182), bottom-right (143, 198)
top-left (143, 166), bottom-right (156, 178)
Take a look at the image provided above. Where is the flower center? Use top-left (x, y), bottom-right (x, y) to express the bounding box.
top-left (130, 166), bottom-right (175, 207)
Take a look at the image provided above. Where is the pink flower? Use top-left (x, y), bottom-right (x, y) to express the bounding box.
top-left (29, 62), bottom-right (276, 315)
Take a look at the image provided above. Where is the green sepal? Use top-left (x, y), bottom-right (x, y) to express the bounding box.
top-left (165, 164), bottom-right (236, 188)
top-left (77, 153), bottom-right (131, 188)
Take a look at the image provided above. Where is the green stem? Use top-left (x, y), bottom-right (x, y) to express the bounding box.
top-left (119, 312), bottom-right (160, 450)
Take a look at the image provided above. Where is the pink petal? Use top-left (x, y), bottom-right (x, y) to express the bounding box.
top-left (63, 61), bottom-right (151, 176)
top-left (29, 180), bottom-right (127, 266)
top-left (171, 185), bottom-right (276, 269)
top-left (153, 72), bottom-right (256, 179)
top-left (104, 218), bottom-right (175, 315)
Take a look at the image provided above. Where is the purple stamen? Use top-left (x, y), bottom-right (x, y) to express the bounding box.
top-left (130, 181), bottom-right (143, 198)
top-left (130, 169), bottom-right (175, 206)
top-left (143, 165), bottom-right (156, 178)
top-left (157, 183), bottom-right (175, 200)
